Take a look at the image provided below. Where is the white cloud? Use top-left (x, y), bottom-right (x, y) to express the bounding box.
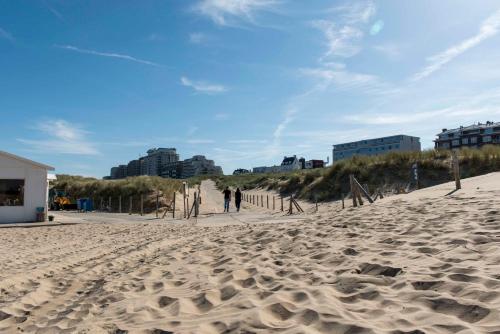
top-left (313, 1), bottom-right (376, 59)
top-left (312, 20), bottom-right (363, 58)
top-left (0, 27), bottom-right (14, 41)
top-left (329, 1), bottom-right (376, 24)
top-left (18, 120), bottom-right (100, 155)
top-left (412, 9), bottom-right (500, 81)
top-left (181, 76), bottom-right (228, 94)
top-left (55, 45), bottom-right (161, 67)
top-left (194, 0), bottom-right (278, 26)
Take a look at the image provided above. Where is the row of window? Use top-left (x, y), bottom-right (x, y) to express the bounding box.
top-left (450, 136), bottom-right (492, 146)
top-left (440, 127), bottom-right (499, 139)
top-left (335, 136), bottom-right (405, 149)
top-left (335, 144), bottom-right (401, 156)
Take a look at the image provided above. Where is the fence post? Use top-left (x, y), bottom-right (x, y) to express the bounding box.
top-left (261, 195), bottom-right (263, 207)
top-left (108, 196), bottom-right (111, 212)
top-left (350, 175), bottom-right (358, 207)
top-left (156, 191), bottom-right (159, 218)
top-left (173, 192), bottom-right (176, 219)
top-left (281, 197), bottom-right (284, 212)
top-left (341, 193), bottom-right (345, 209)
top-left (289, 195), bottom-right (293, 214)
top-left (267, 195), bottom-right (269, 209)
top-left (129, 196), bottom-right (132, 215)
top-left (273, 196), bottom-right (275, 210)
top-left (140, 194), bottom-right (144, 216)
top-left (452, 150), bottom-right (461, 190)
top-left (194, 192), bottom-right (199, 217)
top-left (257, 195), bottom-right (259, 207)
top-left (119, 196), bottom-right (122, 213)
top-left (100, 197), bottom-right (104, 211)
top-left (315, 196), bottom-right (318, 212)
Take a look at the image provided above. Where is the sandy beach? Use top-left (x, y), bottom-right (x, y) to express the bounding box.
top-left (1, 174), bottom-right (499, 333)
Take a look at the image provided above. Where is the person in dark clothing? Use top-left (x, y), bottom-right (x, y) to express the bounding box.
top-left (235, 188), bottom-right (242, 212)
top-left (223, 187), bottom-right (231, 212)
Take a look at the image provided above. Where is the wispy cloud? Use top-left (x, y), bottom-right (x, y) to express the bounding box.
top-left (228, 139), bottom-right (268, 144)
top-left (214, 113), bottom-right (230, 120)
top-left (313, 1), bottom-right (376, 59)
top-left (147, 33), bottom-right (165, 42)
top-left (18, 120), bottom-right (100, 155)
top-left (194, 0), bottom-right (278, 26)
top-left (0, 27), bottom-right (14, 41)
top-left (42, 0), bottom-right (65, 22)
top-left (189, 32), bottom-right (208, 44)
top-left (181, 76), bottom-right (228, 94)
top-left (273, 108), bottom-right (297, 140)
top-left (186, 139), bottom-right (215, 144)
top-left (373, 43), bottom-right (401, 59)
top-left (300, 67), bottom-right (379, 92)
top-left (187, 126), bottom-right (199, 136)
top-left (328, 1), bottom-right (376, 24)
top-left (412, 9), bottom-right (500, 81)
top-left (344, 87), bottom-right (500, 125)
top-left (55, 45), bottom-right (161, 67)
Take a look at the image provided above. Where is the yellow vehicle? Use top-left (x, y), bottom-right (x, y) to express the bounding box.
top-left (49, 189), bottom-right (75, 210)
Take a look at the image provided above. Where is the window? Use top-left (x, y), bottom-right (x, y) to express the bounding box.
top-left (470, 137), bottom-right (478, 144)
top-left (0, 179), bottom-right (24, 206)
top-left (452, 139), bottom-right (460, 146)
top-left (462, 138), bottom-right (468, 145)
top-left (483, 135), bottom-right (492, 143)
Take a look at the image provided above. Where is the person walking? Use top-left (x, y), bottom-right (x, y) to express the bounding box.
top-left (235, 188), bottom-right (242, 212)
top-left (223, 186), bottom-right (231, 212)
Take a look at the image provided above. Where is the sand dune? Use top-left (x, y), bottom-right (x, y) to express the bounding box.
top-left (0, 174), bottom-right (499, 333)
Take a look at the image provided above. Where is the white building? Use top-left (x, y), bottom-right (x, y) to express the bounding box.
top-left (0, 151), bottom-right (54, 223)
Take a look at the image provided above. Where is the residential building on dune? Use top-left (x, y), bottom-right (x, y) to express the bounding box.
top-left (434, 121), bottom-right (500, 149)
top-left (253, 156), bottom-right (325, 174)
top-left (233, 168), bottom-right (250, 175)
top-left (332, 135), bottom-right (421, 162)
top-left (142, 148), bottom-right (179, 176)
top-left (108, 148), bottom-right (222, 180)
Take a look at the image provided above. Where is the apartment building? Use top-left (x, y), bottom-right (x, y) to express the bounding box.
top-left (142, 148), bottom-right (179, 176)
top-left (252, 155), bottom-right (324, 173)
top-left (434, 121), bottom-right (500, 149)
top-left (108, 148), bottom-right (222, 179)
top-left (333, 135), bottom-right (421, 162)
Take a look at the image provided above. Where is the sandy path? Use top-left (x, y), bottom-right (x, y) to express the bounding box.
top-left (0, 174), bottom-right (499, 333)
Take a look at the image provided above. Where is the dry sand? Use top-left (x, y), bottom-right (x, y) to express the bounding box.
top-left (0, 174), bottom-right (499, 333)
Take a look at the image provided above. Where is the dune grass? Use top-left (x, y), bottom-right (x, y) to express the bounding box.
top-left (213, 146), bottom-right (500, 201)
top-left (52, 175), bottom-right (182, 212)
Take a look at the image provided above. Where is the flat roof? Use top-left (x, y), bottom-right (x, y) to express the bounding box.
top-left (333, 134), bottom-right (419, 147)
top-left (0, 150), bottom-right (55, 171)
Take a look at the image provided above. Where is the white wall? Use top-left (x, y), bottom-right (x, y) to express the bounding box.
top-left (0, 156), bottom-right (49, 223)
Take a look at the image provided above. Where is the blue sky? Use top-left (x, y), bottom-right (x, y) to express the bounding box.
top-left (1, 0), bottom-right (500, 177)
